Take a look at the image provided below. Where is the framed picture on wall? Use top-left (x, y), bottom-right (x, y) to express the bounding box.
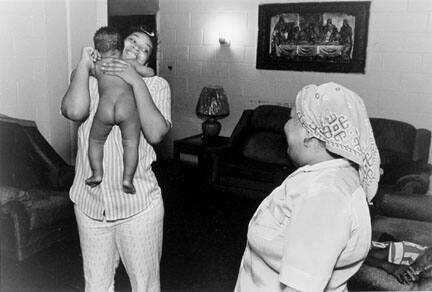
top-left (256, 1), bottom-right (370, 73)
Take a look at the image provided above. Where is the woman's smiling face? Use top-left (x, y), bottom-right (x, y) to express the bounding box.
top-left (122, 32), bottom-right (153, 65)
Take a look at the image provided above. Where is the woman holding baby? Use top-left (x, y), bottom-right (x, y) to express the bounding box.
top-left (61, 27), bottom-right (170, 292)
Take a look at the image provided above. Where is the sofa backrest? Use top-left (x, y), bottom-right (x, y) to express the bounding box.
top-left (239, 105), bottom-right (292, 166)
top-left (0, 115), bottom-right (67, 189)
top-left (370, 118), bottom-right (417, 165)
top-left (249, 105), bottom-right (291, 134)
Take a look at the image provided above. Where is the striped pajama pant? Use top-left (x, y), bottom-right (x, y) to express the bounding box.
top-left (371, 240), bottom-right (428, 265)
top-left (74, 196), bottom-right (164, 292)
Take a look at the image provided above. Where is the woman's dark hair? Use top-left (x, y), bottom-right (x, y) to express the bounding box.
top-left (93, 26), bottom-right (123, 53)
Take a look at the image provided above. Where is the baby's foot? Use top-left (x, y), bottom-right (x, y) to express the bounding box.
top-left (85, 176), bottom-right (102, 187)
top-left (122, 180), bottom-right (136, 194)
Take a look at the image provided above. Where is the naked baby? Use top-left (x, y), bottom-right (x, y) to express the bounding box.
top-left (86, 26), bottom-right (154, 194)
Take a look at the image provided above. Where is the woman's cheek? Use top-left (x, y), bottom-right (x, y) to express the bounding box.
top-left (137, 54), bottom-right (148, 65)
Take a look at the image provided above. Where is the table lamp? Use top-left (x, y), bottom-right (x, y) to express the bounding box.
top-left (196, 85), bottom-right (230, 140)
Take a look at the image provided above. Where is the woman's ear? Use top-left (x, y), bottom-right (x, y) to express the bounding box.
top-left (303, 136), bottom-right (314, 148)
top-left (304, 137), bottom-right (325, 151)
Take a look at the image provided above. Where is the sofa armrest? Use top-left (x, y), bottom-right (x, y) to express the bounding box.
top-left (413, 128), bottom-right (431, 162)
top-left (377, 191), bottom-right (432, 222)
top-left (1, 200), bottom-right (30, 246)
top-left (229, 110), bottom-right (253, 150)
top-left (396, 169), bottom-right (431, 194)
top-left (57, 164), bottom-right (75, 189)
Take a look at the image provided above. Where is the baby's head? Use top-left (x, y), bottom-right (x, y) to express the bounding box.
top-left (93, 26), bottom-right (123, 58)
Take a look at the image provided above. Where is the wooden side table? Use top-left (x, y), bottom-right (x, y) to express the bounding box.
top-left (173, 134), bottom-right (230, 184)
top-left (173, 134), bottom-right (229, 163)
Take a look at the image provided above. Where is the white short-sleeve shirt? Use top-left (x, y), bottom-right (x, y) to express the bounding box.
top-left (69, 76), bottom-right (171, 221)
top-left (235, 159), bottom-right (371, 292)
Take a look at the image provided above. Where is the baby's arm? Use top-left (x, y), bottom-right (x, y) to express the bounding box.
top-left (127, 59), bottom-right (155, 77)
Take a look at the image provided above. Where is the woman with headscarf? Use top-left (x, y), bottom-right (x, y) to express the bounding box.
top-left (235, 82), bottom-right (380, 292)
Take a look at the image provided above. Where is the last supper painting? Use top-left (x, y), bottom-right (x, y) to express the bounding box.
top-left (256, 2), bottom-right (370, 73)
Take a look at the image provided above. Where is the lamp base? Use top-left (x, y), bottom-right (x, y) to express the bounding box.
top-left (202, 118), bottom-right (221, 139)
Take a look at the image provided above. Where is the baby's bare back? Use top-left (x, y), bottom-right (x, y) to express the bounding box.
top-left (94, 61), bottom-right (139, 125)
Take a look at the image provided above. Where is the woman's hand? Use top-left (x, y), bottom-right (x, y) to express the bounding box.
top-left (101, 58), bottom-right (142, 86)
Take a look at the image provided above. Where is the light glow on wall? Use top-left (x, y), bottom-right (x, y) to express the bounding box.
top-left (206, 13), bottom-right (243, 46)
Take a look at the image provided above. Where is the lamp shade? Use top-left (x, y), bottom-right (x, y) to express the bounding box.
top-left (196, 85), bottom-right (230, 119)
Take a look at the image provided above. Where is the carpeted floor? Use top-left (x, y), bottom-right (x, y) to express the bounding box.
top-left (1, 160), bottom-right (261, 292)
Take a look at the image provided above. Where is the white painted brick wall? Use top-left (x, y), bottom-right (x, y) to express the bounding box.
top-left (0, 0), bottom-right (105, 163)
top-left (159, 0), bottom-right (432, 163)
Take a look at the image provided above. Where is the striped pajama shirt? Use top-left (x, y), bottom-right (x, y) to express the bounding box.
top-left (69, 76), bottom-right (171, 292)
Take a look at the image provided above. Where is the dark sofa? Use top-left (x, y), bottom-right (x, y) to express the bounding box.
top-left (208, 105), bottom-right (296, 198)
top-left (209, 106), bottom-right (431, 200)
top-left (0, 115), bottom-right (75, 261)
top-left (370, 119), bottom-right (431, 202)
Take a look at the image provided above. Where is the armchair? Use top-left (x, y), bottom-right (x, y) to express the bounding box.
top-left (0, 115), bottom-right (75, 261)
top-left (208, 105), bottom-right (296, 199)
top-left (370, 118), bottom-right (431, 194)
top-left (349, 118), bottom-right (432, 291)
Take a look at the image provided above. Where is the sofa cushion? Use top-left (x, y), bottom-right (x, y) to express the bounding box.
top-left (242, 132), bottom-right (290, 166)
top-left (379, 149), bottom-right (412, 167)
top-left (219, 156), bottom-right (293, 183)
top-left (250, 105), bottom-right (291, 134)
top-left (377, 193), bottom-right (432, 223)
top-left (373, 215), bottom-right (432, 247)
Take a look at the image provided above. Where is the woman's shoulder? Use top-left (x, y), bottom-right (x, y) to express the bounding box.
top-left (145, 75), bottom-right (169, 86)
top-left (144, 76), bottom-right (170, 95)
top-left (302, 163), bottom-right (356, 191)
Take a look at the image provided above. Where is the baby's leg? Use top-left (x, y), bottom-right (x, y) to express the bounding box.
top-left (86, 103), bottom-right (114, 187)
top-left (116, 100), bottom-right (140, 194)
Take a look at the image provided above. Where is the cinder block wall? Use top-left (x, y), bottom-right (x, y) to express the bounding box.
top-left (0, 1), bottom-right (68, 157)
top-left (0, 0), bottom-right (107, 164)
top-left (158, 0), bottom-right (432, 163)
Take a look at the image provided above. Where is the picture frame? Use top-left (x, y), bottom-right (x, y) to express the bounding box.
top-left (256, 1), bottom-right (370, 73)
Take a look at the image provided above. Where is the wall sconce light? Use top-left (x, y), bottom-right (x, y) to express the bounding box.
top-left (218, 37), bottom-right (231, 46)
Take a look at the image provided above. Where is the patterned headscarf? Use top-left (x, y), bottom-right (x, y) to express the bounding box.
top-left (295, 82), bottom-right (380, 202)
